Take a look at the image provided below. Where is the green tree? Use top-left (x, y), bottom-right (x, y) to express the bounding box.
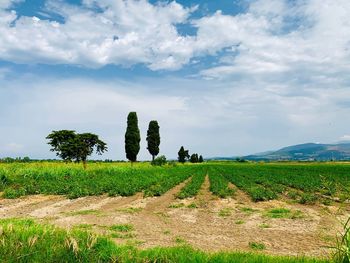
top-left (199, 155), bottom-right (204, 163)
top-left (125, 112), bottom-right (141, 162)
top-left (146, 120), bottom-right (160, 161)
top-left (190, 153), bottom-right (199, 163)
top-left (46, 130), bottom-right (107, 169)
top-left (178, 146), bottom-right (189, 163)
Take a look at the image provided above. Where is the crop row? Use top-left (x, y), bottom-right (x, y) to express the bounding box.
top-left (208, 171), bottom-right (235, 198)
top-left (0, 163), bottom-right (198, 199)
top-left (177, 170), bottom-right (206, 199)
top-left (208, 163), bottom-right (350, 203)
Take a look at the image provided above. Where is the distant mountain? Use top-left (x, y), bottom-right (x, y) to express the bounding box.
top-left (243, 142), bottom-right (350, 161)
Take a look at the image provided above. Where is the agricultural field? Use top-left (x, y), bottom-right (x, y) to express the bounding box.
top-left (0, 161), bottom-right (350, 262)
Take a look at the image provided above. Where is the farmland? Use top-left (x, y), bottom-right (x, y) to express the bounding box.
top-left (0, 161), bottom-right (350, 262)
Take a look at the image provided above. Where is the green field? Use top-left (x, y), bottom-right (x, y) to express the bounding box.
top-left (1, 161), bottom-right (350, 262)
top-left (1, 162), bottom-right (350, 204)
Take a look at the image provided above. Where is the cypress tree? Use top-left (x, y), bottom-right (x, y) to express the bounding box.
top-left (178, 146), bottom-right (188, 163)
top-left (146, 120), bottom-right (160, 161)
top-left (199, 155), bottom-right (204, 163)
top-left (125, 112), bottom-right (140, 162)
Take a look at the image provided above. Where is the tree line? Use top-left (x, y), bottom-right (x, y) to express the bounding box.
top-left (46, 112), bottom-right (203, 167)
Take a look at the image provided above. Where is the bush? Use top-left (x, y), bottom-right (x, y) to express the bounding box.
top-left (151, 155), bottom-right (167, 166)
top-left (299, 193), bottom-right (317, 205)
top-left (3, 187), bottom-right (26, 199)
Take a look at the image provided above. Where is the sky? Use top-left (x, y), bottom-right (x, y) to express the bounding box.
top-left (0, 0), bottom-right (350, 160)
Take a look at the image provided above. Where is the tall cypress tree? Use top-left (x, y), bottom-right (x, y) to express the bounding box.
top-left (199, 155), bottom-right (204, 163)
top-left (125, 112), bottom-right (140, 162)
top-left (146, 120), bottom-right (160, 161)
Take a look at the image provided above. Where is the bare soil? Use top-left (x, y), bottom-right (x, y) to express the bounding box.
top-left (0, 176), bottom-right (349, 258)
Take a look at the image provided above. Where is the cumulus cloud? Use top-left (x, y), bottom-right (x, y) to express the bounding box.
top-left (0, 0), bottom-right (350, 77)
top-left (0, 0), bottom-right (197, 70)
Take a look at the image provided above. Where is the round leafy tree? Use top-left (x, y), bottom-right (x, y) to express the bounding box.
top-left (46, 130), bottom-right (107, 169)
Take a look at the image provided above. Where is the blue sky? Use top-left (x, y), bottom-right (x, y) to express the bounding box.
top-left (0, 0), bottom-right (350, 160)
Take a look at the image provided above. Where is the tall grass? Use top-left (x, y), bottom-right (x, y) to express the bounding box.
top-left (331, 217), bottom-right (350, 263)
top-left (0, 218), bottom-right (328, 263)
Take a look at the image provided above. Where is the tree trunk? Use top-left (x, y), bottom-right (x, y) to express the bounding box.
top-left (152, 155), bottom-right (155, 161)
top-left (83, 160), bottom-right (87, 170)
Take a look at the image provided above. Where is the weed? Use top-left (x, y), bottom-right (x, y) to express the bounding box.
top-left (168, 203), bottom-right (185, 208)
top-left (187, 203), bottom-right (198, 208)
top-left (239, 207), bottom-right (257, 214)
top-left (249, 242), bottom-right (266, 250)
top-left (68, 210), bottom-right (102, 216)
top-left (299, 193), bottom-right (317, 205)
top-left (219, 208), bottom-right (232, 217)
top-left (116, 207), bottom-right (142, 214)
top-left (74, 224), bottom-right (93, 230)
top-left (109, 224), bottom-right (133, 232)
top-left (235, 220), bottom-right (245, 225)
top-left (174, 236), bottom-right (187, 244)
top-left (264, 208), bottom-right (304, 219)
top-left (330, 217), bottom-right (350, 263)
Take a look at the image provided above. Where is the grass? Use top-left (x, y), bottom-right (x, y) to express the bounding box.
top-left (169, 203), bottom-right (185, 208)
top-left (264, 208), bottom-right (304, 219)
top-left (218, 208), bottom-right (233, 217)
top-left (330, 217), bottom-right (350, 263)
top-left (116, 207), bottom-right (143, 214)
top-left (187, 203), bottom-right (198, 208)
top-left (74, 224), bottom-right (93, 230)
top-left (0, 218), bottom-right (331, 263)
top-left (174, 236), bottom-right (188, 245)
top-left (67, 209), bottom-right (102, 216)
top-left (249, 242), bottom-right (266, 250)
top-left (109, 224), bottom-right (134, 232)
top-left (240, 207), bottom-right (258, 214)
top-left (259, 223), bottom-right (271, 228)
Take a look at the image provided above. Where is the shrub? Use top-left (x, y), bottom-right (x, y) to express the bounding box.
top-left (3, 187), bottom-right (26, 199)
top-left (299, 193), bottom-right (317, 204)
top-left (151, 155), bottom-right (167, 166)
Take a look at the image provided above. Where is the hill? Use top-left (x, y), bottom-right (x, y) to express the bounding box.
top-left (243, 142), bottom-right (350, 161)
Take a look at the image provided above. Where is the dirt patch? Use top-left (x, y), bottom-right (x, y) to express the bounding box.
top-left (0, 178), bottom-right (348, 258)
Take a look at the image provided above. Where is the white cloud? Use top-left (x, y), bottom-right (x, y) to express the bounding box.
top-left (0, 0), bottom-right (350, 77)
top-left (0, 0), bottom-right (196, 70)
